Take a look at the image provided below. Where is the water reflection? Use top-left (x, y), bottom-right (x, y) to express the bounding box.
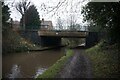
top-left (3, 48), bottom-right (65, 78)
top-left (34, 68), bottom-right (47, 78)
top-left (7, 64), bottom-right (22, 78)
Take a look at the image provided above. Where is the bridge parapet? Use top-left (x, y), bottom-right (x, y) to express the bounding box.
top-left (38, 30), bottom-right (88, 38)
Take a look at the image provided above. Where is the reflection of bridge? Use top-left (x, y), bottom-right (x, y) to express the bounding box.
top-left (20, 30), bottom-right (99, 47)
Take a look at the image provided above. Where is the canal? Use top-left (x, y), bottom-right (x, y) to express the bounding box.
top-left (2, 48), bottom-right (65, 78)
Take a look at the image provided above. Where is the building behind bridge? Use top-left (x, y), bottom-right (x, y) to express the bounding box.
top-left (12, 18), bottom-right (54, 46)
top-left (11, 19), bottom-right (100, 47)
top-left (40, 18), bottom-right (53, 30)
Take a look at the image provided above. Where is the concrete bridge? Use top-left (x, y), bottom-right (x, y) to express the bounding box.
top-left (37, 30), bottom-right (89, 47)
top-left (20, 30), bottom-right (99, 48)
top-left (38, 30), bottom-right (88, 38)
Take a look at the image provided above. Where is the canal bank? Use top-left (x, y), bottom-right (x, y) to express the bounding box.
top-left (56, 49), bottom-right (92, 78)
top-left (37, 49), bottom-right (74, 78)
top-left (36, 48), bottom-right (92, 78)
top-left (29, 45), bottom-right (66, 51)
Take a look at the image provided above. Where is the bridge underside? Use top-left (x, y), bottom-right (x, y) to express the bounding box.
top-left (38, 30), bottom-right (88, 47)
top-left (40, 36), bottom-right (61, 47)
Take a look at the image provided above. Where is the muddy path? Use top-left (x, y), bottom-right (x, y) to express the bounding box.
top-left (56, 49), bottom-right (93, 78)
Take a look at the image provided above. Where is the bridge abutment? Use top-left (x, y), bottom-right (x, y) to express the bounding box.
top-left (19, 30), bottom-right (41, 45)
top-left (86, 32), bottom-right (99, 48)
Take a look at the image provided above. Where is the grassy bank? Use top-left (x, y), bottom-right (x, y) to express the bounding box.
top-left (85, 42), bottom-right (119, 78)
top-left (2, 29), bottom-right (39, 55)
top-left (37, 49), bottom-right (74, 78)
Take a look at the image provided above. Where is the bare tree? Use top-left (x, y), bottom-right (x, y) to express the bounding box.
top-left (56, 17), bottom-right (63, 30)
top-left (15, 0), bottom-right (31, 30)
top-left (39, 0), bottom-right (87, 17)
top-left (69, 14), bottom-right (77, 30)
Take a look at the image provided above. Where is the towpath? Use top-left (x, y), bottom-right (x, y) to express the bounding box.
top-left (57, 49), bottom-right (93, 78)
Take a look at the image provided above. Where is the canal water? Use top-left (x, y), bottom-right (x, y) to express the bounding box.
top-left (2, 48), bottom-right (65, 78)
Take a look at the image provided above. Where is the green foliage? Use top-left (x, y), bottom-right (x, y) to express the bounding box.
top-left (2, 2), bottom-right (10, 24)
top-left (85, 42), bottom-right (119, 78)
top-left (82, 2), bottom-right (120, 43)
top-left (20, 5), bottom-right (40, 30)
top-left (2, 2), bottom-right (39, 54)
top-left (62, 38), bottom-right (85, 48)
top-left (2, 2), bottom-right (10, 30)
top-left (37, 50), bottom-right (73, 78)
top-left (2, 29), bottom-right (38, 55)
top-left (15, 0), bottom-right (31, 30)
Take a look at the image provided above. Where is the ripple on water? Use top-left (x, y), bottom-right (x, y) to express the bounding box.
top-left (34, 68), bottom-right (47, 78)
top-left (7, 64), bottom-right (22, 78)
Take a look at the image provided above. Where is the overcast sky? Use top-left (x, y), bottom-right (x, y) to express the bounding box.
top-left (5, 0), bottom-right (119, 26)
top-left (4, 0), bottom-right (90, 26)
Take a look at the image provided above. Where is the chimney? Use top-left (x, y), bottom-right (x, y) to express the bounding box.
top-left (42, 18), bottom-right (44, 22)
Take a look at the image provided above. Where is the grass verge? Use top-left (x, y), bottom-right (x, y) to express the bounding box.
top-left (3, 29), bottom-right (39, 55)
top-left (37, 49), bottom-right (74, 78)
top-left (85, 42), bottom-right (119, 78)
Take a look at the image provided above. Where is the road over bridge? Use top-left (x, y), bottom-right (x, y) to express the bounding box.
top-left (38, 30), bottom-right (88, 38)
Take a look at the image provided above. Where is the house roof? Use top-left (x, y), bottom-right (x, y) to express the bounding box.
top-left (41, 21), bottom-right (53, 26)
